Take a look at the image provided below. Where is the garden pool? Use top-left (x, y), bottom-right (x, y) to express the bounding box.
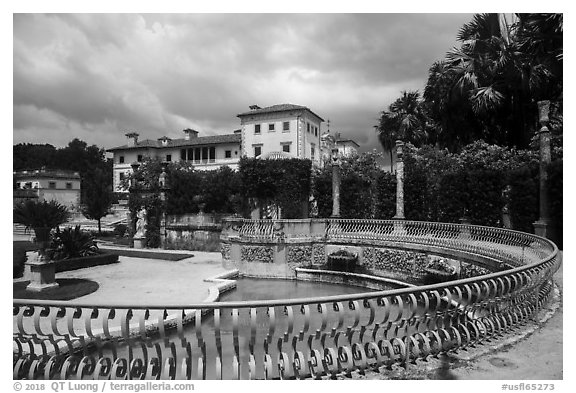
top-left (96, 277), bottom-right (420, 379)
top-left (219, 277), bottom-right (377, 301)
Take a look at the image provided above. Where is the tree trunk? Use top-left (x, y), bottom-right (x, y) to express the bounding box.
top-left (98, 219), bottom-right (102, 235)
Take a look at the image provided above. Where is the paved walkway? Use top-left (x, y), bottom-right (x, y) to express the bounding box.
top-left (55, 251), bottom-right (228, 305)
top-left (448, 262), bottom-right (563, 380)
top-left (363, 261), bottom-right (563, 380)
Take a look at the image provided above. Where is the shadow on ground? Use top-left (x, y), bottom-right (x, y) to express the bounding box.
top-left (14, 278), bottom-right (99, 300)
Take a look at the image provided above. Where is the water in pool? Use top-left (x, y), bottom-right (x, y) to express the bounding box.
top-left (93, 277), bottom-right (418, 379)
top-left (219, 277), bottom-right (376, 301)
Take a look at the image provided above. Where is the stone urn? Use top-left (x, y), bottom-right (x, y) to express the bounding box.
top-left (26, 226), bottom-right (59, 292)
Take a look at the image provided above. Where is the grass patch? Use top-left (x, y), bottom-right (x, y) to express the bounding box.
top-left (13, 278), bottom-right (99, 300)
top-left (104, 248), bottom-right (194, 261)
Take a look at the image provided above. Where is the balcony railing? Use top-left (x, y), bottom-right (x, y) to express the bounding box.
top-left (14, 219), bottom-right (560, 380)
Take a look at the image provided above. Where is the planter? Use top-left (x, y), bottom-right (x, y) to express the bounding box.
top-left (33, 227), bottom-right (52, 261)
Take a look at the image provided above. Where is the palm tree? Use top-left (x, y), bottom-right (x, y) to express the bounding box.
top-left (374, 112), bottom-right (398, 169)
top-left (375, 91), bottom-right (428, 168)
top-left (424, 13), bottom-right (562, 150)
top-left (14, 200), bottom-right (70, 258)
top-left (515, 13), bottom-right (563, 102)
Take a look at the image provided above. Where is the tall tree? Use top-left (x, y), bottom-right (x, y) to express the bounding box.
top-left (375, 91), bottom-right (429, 166)
top-left (81, 167), bottom-right (114, 234)
top-left (424, 13), bottom-right (563, 150)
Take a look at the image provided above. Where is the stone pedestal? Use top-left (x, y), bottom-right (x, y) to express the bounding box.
top-left (133, 236), bottom-right (146, 249)
top-left (533, 220), bottom-right (549, 238)
top-left (25, 257), bottom-right (59, 292)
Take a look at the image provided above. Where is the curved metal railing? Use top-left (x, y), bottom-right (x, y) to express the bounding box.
top-left (13, 219), bottom-right (560, 380)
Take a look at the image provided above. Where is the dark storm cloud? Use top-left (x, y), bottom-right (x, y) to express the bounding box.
top-left (13, 13), bottom-right (472, 151)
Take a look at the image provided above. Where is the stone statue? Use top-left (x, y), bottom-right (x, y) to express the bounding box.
top-left (135, 208), bottom-right (147, 238)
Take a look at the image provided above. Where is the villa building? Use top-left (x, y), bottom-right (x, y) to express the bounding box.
top-left (107, 129), bottom-right (242, 192)
top-left (333, 133), bottom-right (360, 157)
top-left (237, 104), bottom-right (324, 165)
top-left (107, 103), bottom-right (360, 192)
top-left (13, 169), bottom-right (81, 210)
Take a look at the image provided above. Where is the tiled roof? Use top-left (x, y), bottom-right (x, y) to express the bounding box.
top-left (14, 169), bottom-right (81, 180)
top-left (237, 103), bottom-right (325, 122)
top-left (106, 133), bottom-right (241, 152)
top-left (336, 138), bottom-right (360, 148)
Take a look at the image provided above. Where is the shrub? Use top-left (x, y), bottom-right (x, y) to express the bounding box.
top-left (46, 225), bottom-right (99, 260)
top-left (240, 157), bottom-right (312, 219)
top-left (436, 171), bottom-right (468, 223)
top-left (548, 159), bottom-right (563, 248)
top-left (13, 200), bottom-right (70, 233)
top-left (312, 151), bottom-right (395, 219)
top-left (373, 171), bottom-right (396, 219)
top-left (466, 170), bottom-right (505, 227)
top-left (113, 223), bottom-right (128, 237)
top-left (507, 165), bottom-right (539, 233)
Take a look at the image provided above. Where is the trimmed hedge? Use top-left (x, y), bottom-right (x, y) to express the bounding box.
top-left (239, 157), bottom-right (312, 219)
top-left (312, 152), bottom-right (396, 219)
top-left (548, 160), bottom-right (563, 248)
top-left (508, 165), bottom-right (539, 233)
top-left (55, 252), bottom-right (119, 272)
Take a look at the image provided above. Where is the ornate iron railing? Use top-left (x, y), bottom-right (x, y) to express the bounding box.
top-left (14, 219), bottom-right (560, 380)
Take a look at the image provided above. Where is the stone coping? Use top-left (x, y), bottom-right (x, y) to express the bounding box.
top-left (295, 268), bottom-right (415, 289)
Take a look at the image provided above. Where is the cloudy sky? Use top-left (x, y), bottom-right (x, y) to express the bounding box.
top-left (13, 13), bottom-right (473, 154)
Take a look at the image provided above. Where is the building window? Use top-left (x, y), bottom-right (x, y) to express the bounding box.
top-left (253, 145), bottom-right (262, 157)
top-left (66, 182), bottom-right (73, 189)
top-left (193, 148), bottom-right (200, 163)
top-left (166, 154), bottom-right (172, 162)
top-left (48, 182), bottom-right (56, 189)
top-left (225, 150), bottom-right (232, 158)
top-left (311, 144), bottom-right (316, 160)
top-left (119, 173), bottom-right (125, 181)
top-left (268, 123), bottom-right (275, 132)
top-left (119, 156), bottom-right (125, 164)
top-left (307, 123), bottom-right (310, 133)
top-left (282, 143), bottom-right (291, 153)
top-left (255, 124), bottom-right (261, 134)
top-left (180, 149), bottom-right (187, 161)
top-left (315, 127), bottom-right (318, 137)
top-left (283, 122), bottom-right (290, 132)
top-left (137, 154), bottom-right (143, 162)
top-left (209, 147), bottom-right (216, 162)
top-left (25, 182), bottom-right (32, 189)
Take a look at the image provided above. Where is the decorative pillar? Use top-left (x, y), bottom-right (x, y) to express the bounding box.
top-left (533, 100), bottom-right (551, 238)
top-left (394, 140), bottom-right (405, 220)
top-left (331, 148), bottom-right (342, 217)
top-left (159, 162), bottom-right (169, 249)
